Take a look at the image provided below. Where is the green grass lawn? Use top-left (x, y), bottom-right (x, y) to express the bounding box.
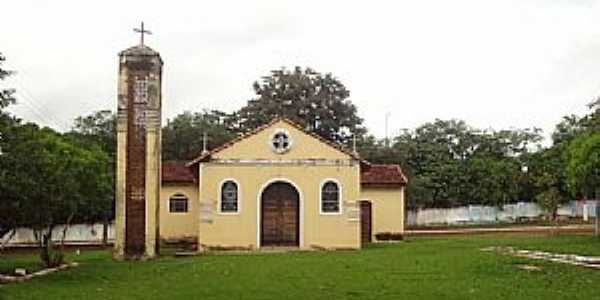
top-left (1, 234), bottom-right (599, 300)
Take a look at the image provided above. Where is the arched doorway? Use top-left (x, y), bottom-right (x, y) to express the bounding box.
top-left (260, 181), bottom-right (300, 247)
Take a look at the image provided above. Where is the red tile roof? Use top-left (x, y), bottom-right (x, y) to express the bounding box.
top-left (360, 164), bottom-right (408, 186)
top-left (161, 161), bottom-right (407, 187)
top-left (162, 161), bottom-right (196, 184)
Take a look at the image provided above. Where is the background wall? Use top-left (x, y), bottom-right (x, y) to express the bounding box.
top-left (406, 200), bottom-right (599, 226)
top-left (1, 224), bottom-right (114, 247)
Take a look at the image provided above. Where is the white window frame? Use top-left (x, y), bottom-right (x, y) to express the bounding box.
top-left (319, 178), bottom-right (343, 215)
top-left (218, 178), bottom-right (241, 215)
top-left (168, 193), bottom-right (189, 214)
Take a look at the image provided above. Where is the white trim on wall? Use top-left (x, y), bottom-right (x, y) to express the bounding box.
top-left (256, 178), bottom-right (304, 248)
top-left (217, 178), bottom-right (241, 215)
top-left (318, 178), bottom-right (343, 215)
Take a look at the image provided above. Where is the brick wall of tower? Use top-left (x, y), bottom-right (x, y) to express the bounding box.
top-left (125, 69), bottom-right (147, 257)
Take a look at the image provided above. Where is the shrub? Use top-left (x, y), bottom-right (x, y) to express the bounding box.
top-left (375, 232), bottom-right (404, 241)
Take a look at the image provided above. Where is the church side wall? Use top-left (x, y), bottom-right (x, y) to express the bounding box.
top-left (160, 184), bottom-right (199, 241)
top-left (198, 163), bottom-right (361, 250)
top-left (360, 186), bottom-right (405, 241)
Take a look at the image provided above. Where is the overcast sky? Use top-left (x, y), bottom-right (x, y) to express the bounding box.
top-left (1, 0), bottom-right (599, 141)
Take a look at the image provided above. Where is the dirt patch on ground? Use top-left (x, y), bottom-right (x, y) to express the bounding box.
top-left (515, 264), bottom-right (542, 271)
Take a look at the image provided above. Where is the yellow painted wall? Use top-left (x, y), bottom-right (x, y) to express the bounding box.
top-left (198, 164), bottom-right (361, 249)
top-left (198, 120), bottom-right (361, 249)
top-left (359, 186), bottom-right (405, 240)
top-left (160, 184), bottom-right (199, 240)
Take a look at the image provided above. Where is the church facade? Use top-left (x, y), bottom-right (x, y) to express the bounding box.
top-left (114, 38), bottom-right (406, 258)
top-left (160, 118), bottom-right (407, 250)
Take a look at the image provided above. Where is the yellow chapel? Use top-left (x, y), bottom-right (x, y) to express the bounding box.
top-left (160, 118), bottom-right (407, 250)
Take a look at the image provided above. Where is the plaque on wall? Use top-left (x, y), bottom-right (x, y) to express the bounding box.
top-left (199, 201), bottom-right (214, 224)
top-left (345, 201), bottom-right (360, 222)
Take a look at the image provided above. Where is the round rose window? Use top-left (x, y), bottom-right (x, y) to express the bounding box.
top-left (271, 129), bottom-right (292, 154)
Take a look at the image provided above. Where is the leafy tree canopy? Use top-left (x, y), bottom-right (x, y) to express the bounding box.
top-left (67, 109), bottom-right (116, 156)
top-left (566, 133), bottom-right (600, 199)
top-left (0, 122), bottom-right (111, 265)
top-left (232, 67), bottom-right (365, 144)
top-left (360, 119), bottom-right (542, 208)
top-left (162, 110), bottom-right (235, 161)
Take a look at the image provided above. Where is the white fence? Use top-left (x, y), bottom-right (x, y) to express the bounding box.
top-left (406, 200), bottom-right (599, 226)
top-left (1, 223), bottom-right (114, 247)
top-left (1, 200), bottom-right (598, 246)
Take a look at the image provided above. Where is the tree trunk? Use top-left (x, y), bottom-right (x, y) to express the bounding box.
top-left (40, 228), bottom-right (53, 267)
top-left (0, 229), bottom-right (16, 250)
top-left (102, 216), bottom-right (109, 247)
top-left (60, 214), bottom-right (74, 248)
top-left (596, 200), bottom-right (600, 236)
top-left (595, 190), bottom-right (600, 237)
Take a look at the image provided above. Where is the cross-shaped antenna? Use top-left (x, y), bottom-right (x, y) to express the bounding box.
top-left (202, 132), bottom-right (210, 155)
top-left (134, 22), bottom-right (152, 45)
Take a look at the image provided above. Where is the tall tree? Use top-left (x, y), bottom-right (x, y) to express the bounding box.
top-left (66, 109), bottom-right (116, 245)
top-left (552, 101), bottom-right (600, 199)
top-left (2, 123), bottom-right (112, 266)
top-left (232, 66), bottom-right (365, 144)
top-left (163, 110), bottom-right (236, 160)
top-left (0, 52), bottom-right (17, 242)
top-left (68, 110), bottom-right (116, 155)
top-left (565, 128), bottom-right (600, 236)
top-left (566, 133), bottom-right (600, 199)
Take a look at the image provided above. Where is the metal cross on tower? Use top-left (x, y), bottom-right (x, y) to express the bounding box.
top-left (134, 22), bottom-right (152, 45)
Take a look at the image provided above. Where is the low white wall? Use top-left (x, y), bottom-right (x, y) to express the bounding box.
top-left (1, 223), bottom-right (114, 247)
top-left (2, 201), bottom-right (598, 245)
top-left (406, 200), bottom-right (598, 226)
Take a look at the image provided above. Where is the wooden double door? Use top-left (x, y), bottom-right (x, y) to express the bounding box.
top-left (261, 182), bottom-right (300, 247)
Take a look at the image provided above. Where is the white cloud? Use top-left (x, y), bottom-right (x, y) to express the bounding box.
top-left (1, 0), bottom-right (599, 141)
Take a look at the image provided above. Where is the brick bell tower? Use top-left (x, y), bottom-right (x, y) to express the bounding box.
top-left (115, 23), bottom-right (162, 259)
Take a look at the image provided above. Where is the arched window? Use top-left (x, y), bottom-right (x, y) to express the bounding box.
top-left (321, 181), bottom-right (340, 213)
top-left (169, 193), bottom-right (189, 213)
top-left (221, 180), bottom-right (239, 213)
